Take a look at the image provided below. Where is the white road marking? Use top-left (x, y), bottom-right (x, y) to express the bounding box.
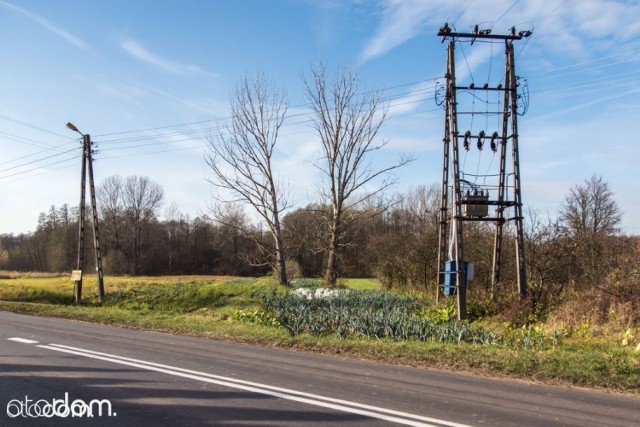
top-left (37, 343), bottom-right (473, 427)
top-left (7, 337), bottom-right (39, 344)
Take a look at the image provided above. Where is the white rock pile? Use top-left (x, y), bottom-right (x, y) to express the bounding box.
top-left (290, 288), bottom-right (347, 299)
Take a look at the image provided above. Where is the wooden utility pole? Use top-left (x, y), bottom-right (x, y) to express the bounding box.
top-left (74, 135), bottom-right (87, 303)
top-left (68, 123), bottom-right (105, 303)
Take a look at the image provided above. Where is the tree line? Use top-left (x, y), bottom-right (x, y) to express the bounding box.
top-left (1, 174), bottom-right (637, 319)
top-left (0, 173), bottom-right (637, 324)
top-left (1, 178), bottom-right (436, 279)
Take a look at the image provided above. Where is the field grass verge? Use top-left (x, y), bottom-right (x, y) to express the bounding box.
top-left (0, 274), bottom-right (638, 394)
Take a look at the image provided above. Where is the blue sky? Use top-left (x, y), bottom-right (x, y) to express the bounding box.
top-left (1, 0), bottom-right (639, 235)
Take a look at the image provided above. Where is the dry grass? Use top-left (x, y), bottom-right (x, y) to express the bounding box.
top-left (547, 288), bottom-right (639, 336)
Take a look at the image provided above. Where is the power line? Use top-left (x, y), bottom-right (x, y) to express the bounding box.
top-left (451, 0), bottom-right (475, 27)
top-left (0, 154), bottom-right (80, 181)
top-left (491, 0), bottom-right (519, 29)
top-left (530, 71), bottom-right (640, 101)
top-left (93, 117), bottom-right (228, 138)
top-left (99, 111), bottom-right (447, 161)
top-left (3, 83), bottom-right (441, 182)
top-left (0, 88), bottom-right (439, 181)
top-left (96, 90), bottom-right (441, 155)
top-left (0, 159), bottom-right (77, 184)
top-left (532, 53), bottom-right (640, 81)
top-left (0, 130), bottom-right (73, 152)
top-left (0, 114), bottom-right (73, 141)
top-left (92, 78), bottom-right (439, 140)
top-left (539, 0), bottom-right (570, 24)
top-left (93, 82), bottom-right (440, 148)
top-left (0, 146), bottom-right (79, 174)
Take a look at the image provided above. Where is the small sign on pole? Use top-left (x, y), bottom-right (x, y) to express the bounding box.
top-left (71, 270), bottom-right (83, 281)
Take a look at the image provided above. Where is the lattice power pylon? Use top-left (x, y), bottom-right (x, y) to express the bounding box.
top-left (435, 24), bottom-right (532, 319)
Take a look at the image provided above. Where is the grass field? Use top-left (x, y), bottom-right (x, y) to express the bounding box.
top-left (0, 273), bottom-right (638, 394)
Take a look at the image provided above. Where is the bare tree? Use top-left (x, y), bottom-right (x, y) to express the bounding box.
top-left (123, 176), bottom-right (164, 274)
top-left (163, 202), bottom-right (183, 275)
top-left (97, 175), bottom-right (125, 253)
top-left (304, 63), bottom-right (413, 286)
top-left (559, 175), bottom-right (623, 284)
top-left (205, 71), bottom-right (290, 285)
top-left (559, 175), bottom-right (622, 238)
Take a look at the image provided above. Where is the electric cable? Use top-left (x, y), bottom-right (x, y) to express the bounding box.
top-left (457, 40), bottom-right (475, 85)
top-left (93, 78), bottom-right (440, 139)
top-left (0, 114), bottom-right (73, 141)
top-left (0, 154), bottom-right (80, 181)
top-left (0, 146), bottom-right (79, 174)
top-left (491, 0), bottom-right (520, 30)
top-left (0, 88), bottom-right (442, 182)
top-left (451, 0), bottom-right (475, 27)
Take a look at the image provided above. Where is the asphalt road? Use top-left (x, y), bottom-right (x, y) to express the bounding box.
top-left (0, 311), bottom-right (638, 426)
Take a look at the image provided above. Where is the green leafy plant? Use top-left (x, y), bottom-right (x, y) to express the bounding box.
top-left (232, 309), bottom-right (280, 327)
top-left (416, 303), bottom-right (456, 324)
top-left (260, 289), bottom-right (499, 344)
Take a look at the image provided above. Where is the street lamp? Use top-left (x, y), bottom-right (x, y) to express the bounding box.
top-left (67, 122), bottom-right (105, 303)
top-left (66, 122), bottom-right (81, 134)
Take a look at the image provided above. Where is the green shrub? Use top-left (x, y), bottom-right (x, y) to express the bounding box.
top-left (416, 303), bottom-right (456, 324)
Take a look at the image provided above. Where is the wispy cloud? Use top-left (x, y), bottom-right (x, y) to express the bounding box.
top-left (360, 0), bottom-right (439, 62)
top-left (360, 0), bottom-right (640, 63)
top-left (360, 0), bottom-right (524, 63)
top-left (136, 83), bottom-right (218, 115)
top-left (121, 38), bottom-right (217, 77)
top-left (531, 89), bottom-right (640, 122)
top-left (0, 0), bottom-right (87, 49)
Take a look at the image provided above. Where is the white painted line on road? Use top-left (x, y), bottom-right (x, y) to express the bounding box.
top-left (7, 337), bottom-right (39, 344)
top-left (39, 343), bottom-right (473, 427)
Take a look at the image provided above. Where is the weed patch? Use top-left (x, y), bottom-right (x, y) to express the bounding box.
top-left (104, 283), bottom-right (227, 313)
